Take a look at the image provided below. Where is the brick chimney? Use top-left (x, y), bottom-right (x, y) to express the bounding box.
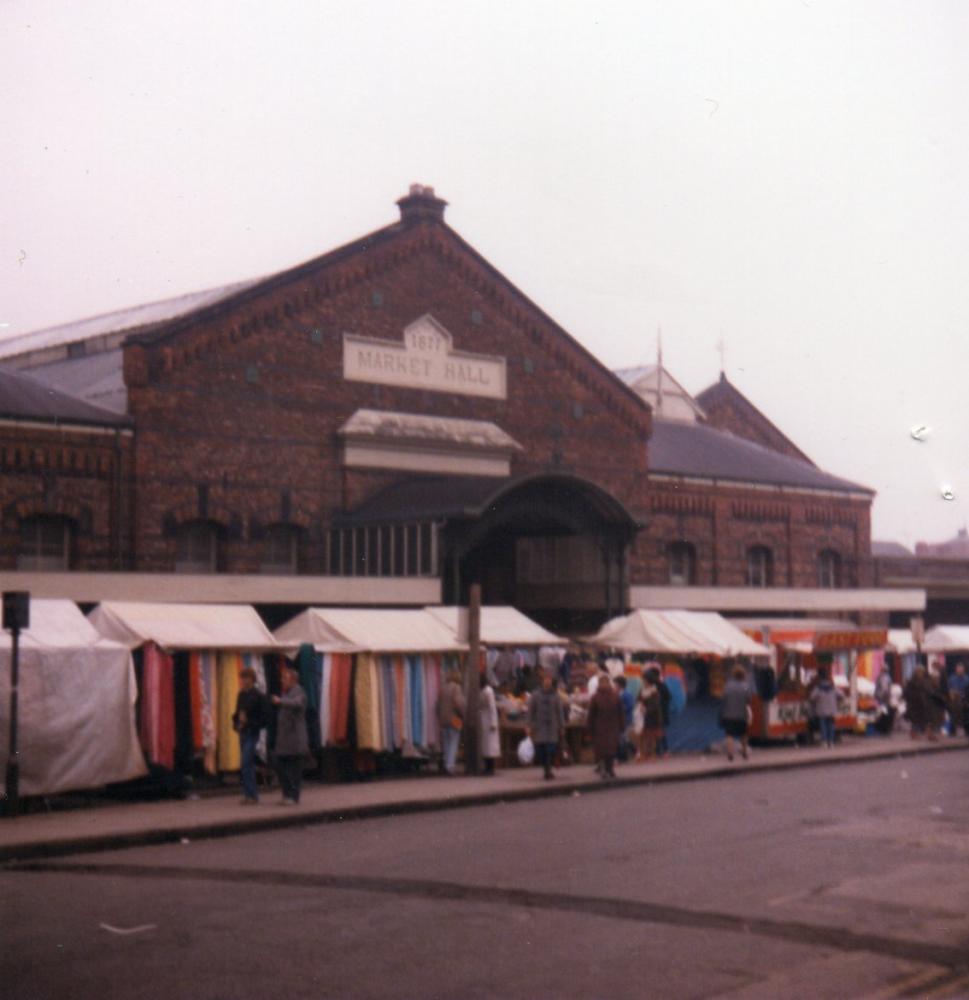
top-left (396, 184), bottom-right (447, 224)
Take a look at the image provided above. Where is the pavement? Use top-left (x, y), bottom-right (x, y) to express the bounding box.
top-left (0, 733), bottom-right (964, 863)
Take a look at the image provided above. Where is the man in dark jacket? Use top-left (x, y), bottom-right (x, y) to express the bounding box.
top-left (233, 666), bottom-right (269, 805)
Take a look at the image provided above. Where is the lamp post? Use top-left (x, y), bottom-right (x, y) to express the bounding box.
top-left (3, 591), bottom-right (29, 819)
top-left (463, 583), bottom-right (482, 775)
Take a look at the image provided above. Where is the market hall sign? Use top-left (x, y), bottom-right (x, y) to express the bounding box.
top-left (343, 314), bottom-right (507, 400)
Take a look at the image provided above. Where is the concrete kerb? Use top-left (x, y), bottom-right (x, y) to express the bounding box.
top-left (0, 738), bottom-right (964, 865)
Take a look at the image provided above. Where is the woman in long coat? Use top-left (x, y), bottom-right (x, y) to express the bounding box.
top-left (526, 673), bottom-right (566, 779)
top-left (904, 666), bottom-right (932, 739)
top-left (479, 674), bottom-right (500, 775)
top-left (587, 673), bottom-right (624, 779)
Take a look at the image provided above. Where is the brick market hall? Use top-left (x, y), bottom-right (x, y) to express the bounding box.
top-left (0, 185), bottom-right (937, 632)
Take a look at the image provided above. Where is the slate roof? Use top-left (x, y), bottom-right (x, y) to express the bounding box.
top-left (0, 278), bottom-right (263, 362)
top-left (0, 366), bottom-right (131, 427)
top-left (336, 475), bottom-right (509, 524)
top-left (695, 373), bottom-right (814, 465)
top-left (21, 349), bottom-right (128, 414)
top-left (872, 540), bottom-right (914, 558)
top-left (649, 419), bottom-right (872, 495)
top-left (336, 473), bottom-right (641, 527)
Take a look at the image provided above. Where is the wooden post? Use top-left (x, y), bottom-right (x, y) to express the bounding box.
top-left (463, 583), bottom-right (482, 775)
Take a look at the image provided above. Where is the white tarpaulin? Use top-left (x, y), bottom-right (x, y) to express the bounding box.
top-left (0, 599), bottom-right (146, 796)
top-left (424, 606), bottom-right (565, 647)
top-left (923, 625), bottom-right (969, 653)
top-left (590, 609), bottom-right (769, 657)
top-left (887, 629), bottom-right (917, 655)
top-left (88, 601), bottom-right (279, 651)
top-left (274, 608), bottom-right (467, 654)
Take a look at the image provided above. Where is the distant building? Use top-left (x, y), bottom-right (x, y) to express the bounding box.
top-left (915, 528), bottom-right (969, 559)
top-left (874, 530), bottom-right (969, 626)
top-left (0, 186), bottom-right (923, 629)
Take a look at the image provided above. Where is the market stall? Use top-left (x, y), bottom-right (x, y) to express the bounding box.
top-left (886, 628), bottom-right (919, 683)
top-left (273, 608), bottom-right (467, 760)
top-left (87, 601), bottom-right (283, 779)
top-left (923, 625), bottom-right (969, 658)
top-left (0, 600), bottom-right (146, 797)
top-left (588, 609), bottom-right (770, 751)
top-left (735, 619), bottom-right (888, 740)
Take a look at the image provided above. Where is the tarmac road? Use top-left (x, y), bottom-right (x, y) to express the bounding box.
top-left (4, 751), bottom-right (969, 999)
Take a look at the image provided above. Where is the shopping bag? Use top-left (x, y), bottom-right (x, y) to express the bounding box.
top-left (517, 735), bottom-right (535, 765)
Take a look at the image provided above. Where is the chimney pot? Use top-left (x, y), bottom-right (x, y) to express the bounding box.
top-left (397, 183), bottom-right (447, 224)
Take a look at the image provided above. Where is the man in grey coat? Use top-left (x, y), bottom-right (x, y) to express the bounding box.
top-left (272, 665), bottom-right (309, 805)
top-left (526, 672), bottom-right (566, 779)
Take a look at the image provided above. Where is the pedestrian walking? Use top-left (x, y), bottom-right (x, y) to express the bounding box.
top-left (437, 669), bottom-right (466, 775)
top-left (904, 665), bottom-right (932, 739)
top-left (810, 668), bottom-right (839, 748)
top-left (271, 665), bottom-right (308, 805)
top-left (927, 664), bottom-right (948, 738)
top-left (637, 668), bottom-right (664, 761)
top-left (656, 670), bottom-right (673, 757)
top-left (949, 663), bottom-right (969, 737)
top-left (587, 672), bottom-right (624, 779)
top-left (720, 665), bottom-right (751, 761)
top-left (614, 675), bottom-right (635, 760)
top-left (526, 671), bottom-right (566, 779)
top-left (233, 666), bottom-right (269, 804)
top-left (479, 673), bottom-right (500, 775)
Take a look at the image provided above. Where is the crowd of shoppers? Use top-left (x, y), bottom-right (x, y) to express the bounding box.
top-left (232, 651), bottom-right (969, 803)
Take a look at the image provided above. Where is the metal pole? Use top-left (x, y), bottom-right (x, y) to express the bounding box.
top-left (4, 623), bottom-right (20, 818)
top-left (463, 583), bottom-right (482, 775)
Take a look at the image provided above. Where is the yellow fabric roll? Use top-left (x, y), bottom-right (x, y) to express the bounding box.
top-left (354, 654), bottom-right (381, 751)
top-left (217, 652), bottom-right (242, 771)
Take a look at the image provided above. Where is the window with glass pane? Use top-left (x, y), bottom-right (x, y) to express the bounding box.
top-left (419, 523), bottom-right (433, 575)
top-left (176, 521), bottom-right (220, 573)
top-left (17, 515), bottom-right (72, 570)
top-left (262, 524), bottom-right (299, 575)
top-left (341, 528), bottom-right (354, 576)
top-left (406, 524), bottom-right (419, 575)
top-left (817, 549), bottom-right (841, 588)
top-left (380, 525), bottom-right (393, 575)
top-left (393, 524), bottom-right (406, 575)
top-left (668, 541), bottom-right (695, 585)
top-left (746, 546), bottom-right (773, 587)
top-left (366, 526), bottom-right (380, 576)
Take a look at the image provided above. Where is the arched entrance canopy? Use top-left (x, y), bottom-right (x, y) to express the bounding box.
top-left (338, 473), bottom-right (642, 630)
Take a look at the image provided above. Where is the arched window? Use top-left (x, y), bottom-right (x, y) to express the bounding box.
top-left (176, 520), bottom-right (222, 574)
top-left (668, 541), bottom-right (696, 586)
top-left (817, 549), bottom-right (841, 588)
top-left (17, 515), bottom-right (73, 570)
top-left (746, 545), bottom-right (773, 587)
top-left (261, 524), bottom-right (300, 575)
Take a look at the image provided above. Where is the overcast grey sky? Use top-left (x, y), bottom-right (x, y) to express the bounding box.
top-left (3, 1), bottom-right (967, 549)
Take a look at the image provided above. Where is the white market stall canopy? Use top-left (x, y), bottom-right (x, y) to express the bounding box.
top-left (274, 607), bottom-right (468, 655)
top-left (887, 629), bottom-right (918, 655)
top-left (424, 606), bottom-right (565, 647)
top-left (0, 599), bottom-right (146, 796)
top-left (88, 601), bottom-right (279, 652)
top-left (590, 609), bottom-right (769, 657)
top-left (923, 625), bottom-right (969, 653)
